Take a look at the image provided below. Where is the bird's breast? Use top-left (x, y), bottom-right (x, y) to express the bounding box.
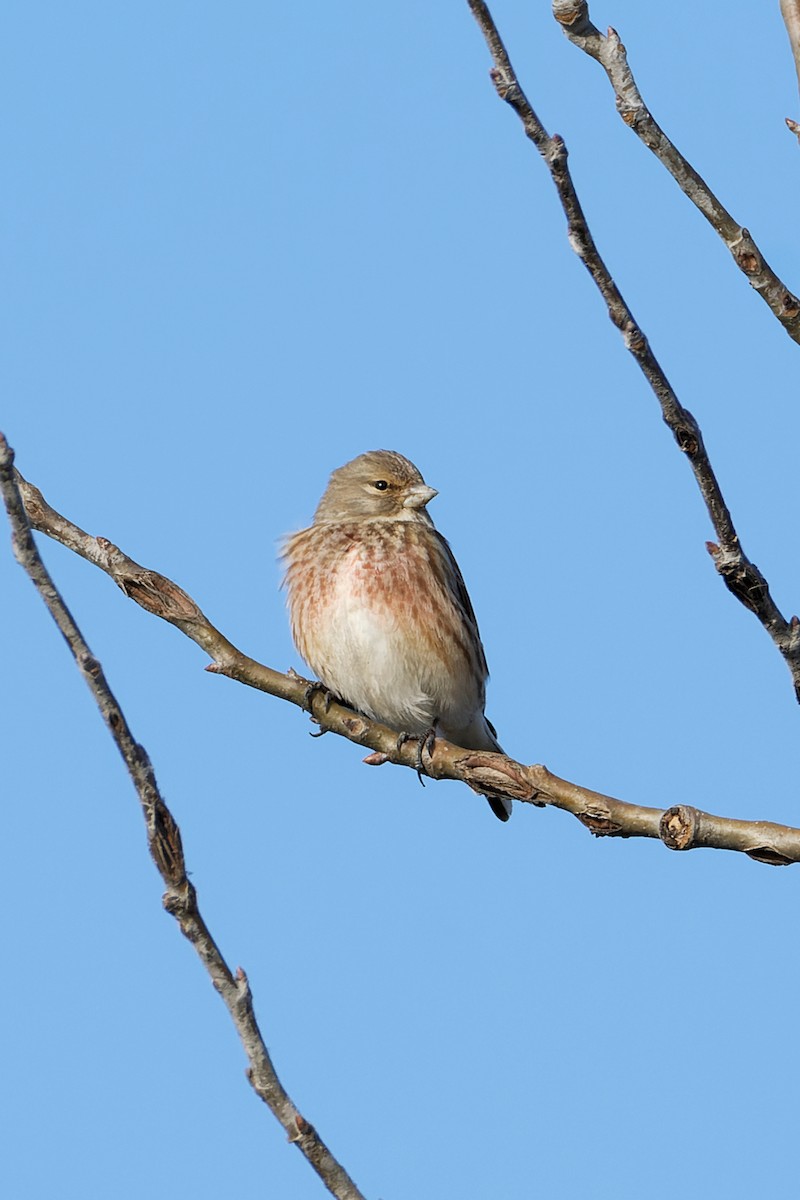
top-left (285, 520), bottom-right (471, 731)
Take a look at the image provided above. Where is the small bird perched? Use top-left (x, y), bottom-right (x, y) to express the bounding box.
top-left (282, 450), bottom-right (511, 821)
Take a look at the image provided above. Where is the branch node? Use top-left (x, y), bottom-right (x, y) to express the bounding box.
top-left (622, 323), bottom-right (646, 355)
top-left (234, 967), bottom-right (255, 1013)
top-left (735, 249), bottom-right (761, 276)
top-left (660, 805), bottom-right (699, 851)
top-left (552, 1), bottom-right (586, 30)
top-left (341, 715), bottom-right (368, 736)
top-left (674, 431), bottom-right (698, 456)
top-left (289, 1113), bottom-right (315, 1143)
top-left (152, 804), bottom-right (187, 887)
top-left (489, 65), bottom-right (516, 103)
top-left (459, 753), bottom-right (533, 803)
top-left (577, 804), bottom-right (623, 837)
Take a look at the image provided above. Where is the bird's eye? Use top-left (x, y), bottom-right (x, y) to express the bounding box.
top-left (372, 480), bottom-right (389, 491)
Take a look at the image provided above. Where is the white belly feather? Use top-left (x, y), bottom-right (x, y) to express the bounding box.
top-left (313, 560), bottom-right (438, 733)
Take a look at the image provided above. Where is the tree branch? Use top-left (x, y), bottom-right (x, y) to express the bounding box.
top-left (0, 434), bottom-right (367, 1200)
top-left (5, 435), bottom-right (800, 867)
top-left (551, 0), bottom-right (800, 339)
top-left (466, 0), bottom-right (800, 701)
top-left (782, 0), bottom-right (800, 138)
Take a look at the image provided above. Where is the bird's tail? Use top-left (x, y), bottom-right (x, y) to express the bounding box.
top-left (486, 793), bottom-right (512, 822)
top-left (442, 715), bottom-right (513, 820)
top-left (480, 717), bottom-right (512, 822)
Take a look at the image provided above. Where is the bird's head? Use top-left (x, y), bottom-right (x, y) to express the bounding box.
top-left (313, 450), bottom-right (438, 523)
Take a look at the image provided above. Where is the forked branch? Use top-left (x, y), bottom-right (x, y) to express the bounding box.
top-left (466, 0), bottom-right (800, 700)
top-left (552, 0), bottom-right (800, 338)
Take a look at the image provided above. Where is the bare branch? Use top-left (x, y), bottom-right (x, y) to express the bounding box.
top-left (782, 0), bottom-right (800, 91)
top-left (551, 0), bottom-right (800, 340)
top-left (0, 435), bottom-right (367, 1200)
top-left (782, 0), bottom-right (800, 138)
top-left (465, 1), bottom-right (800, 699)
top-left (6, 439), bottom-right (800, 867)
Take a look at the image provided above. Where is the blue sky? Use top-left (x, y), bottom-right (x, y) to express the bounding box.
top-left (4, 2), bottom-right (800, 1197)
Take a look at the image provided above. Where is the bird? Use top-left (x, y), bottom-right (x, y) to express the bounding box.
top-left (282, 450), bottom-right (511, 821)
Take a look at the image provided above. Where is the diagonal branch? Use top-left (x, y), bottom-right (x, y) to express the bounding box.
top-left (0, 435), bottom-right (367, 1200)
top-left (466, 0), bottom-right (800, 701)
top-left (551, 0), bottom-right (800, 340)
top-left (5, 435), bottom-right (800, 866)
top-left (782, 0), bottom-right (800, 138)
top-left (782, 0), bottom-right (800, 91)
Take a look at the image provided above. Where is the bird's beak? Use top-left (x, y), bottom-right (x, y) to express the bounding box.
top-left (404, 483), bottom-right (438, 510)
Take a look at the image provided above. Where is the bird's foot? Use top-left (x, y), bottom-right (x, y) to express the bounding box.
top-left (396, 727), bottom-right (437, 786)
top-left (299, 678), bottom-right (337, 736)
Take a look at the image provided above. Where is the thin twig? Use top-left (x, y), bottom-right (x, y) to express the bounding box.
top-left (7, 443), bottom-right (800, 867)
top-left (0, 435), bottom-right (367, 1200)
top-left (466, 0), bottom-right (800, 700)
top-left (551, 0), bottom-right (800, 338)
top-left (782, 0), bottom-right (800, 138)
top-left (782, 0), bottom-right (800, 92)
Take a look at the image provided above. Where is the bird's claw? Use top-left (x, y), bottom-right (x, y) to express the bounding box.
top-left (302, 679), bottom-right (334, 715)
top-left (301, 679), bottom-right (337, 737)
top-left (396, 728), bottom-right (437, 786)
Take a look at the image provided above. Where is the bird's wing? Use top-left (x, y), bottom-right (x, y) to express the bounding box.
top-left (432, 530), bottom-right (490, 685)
